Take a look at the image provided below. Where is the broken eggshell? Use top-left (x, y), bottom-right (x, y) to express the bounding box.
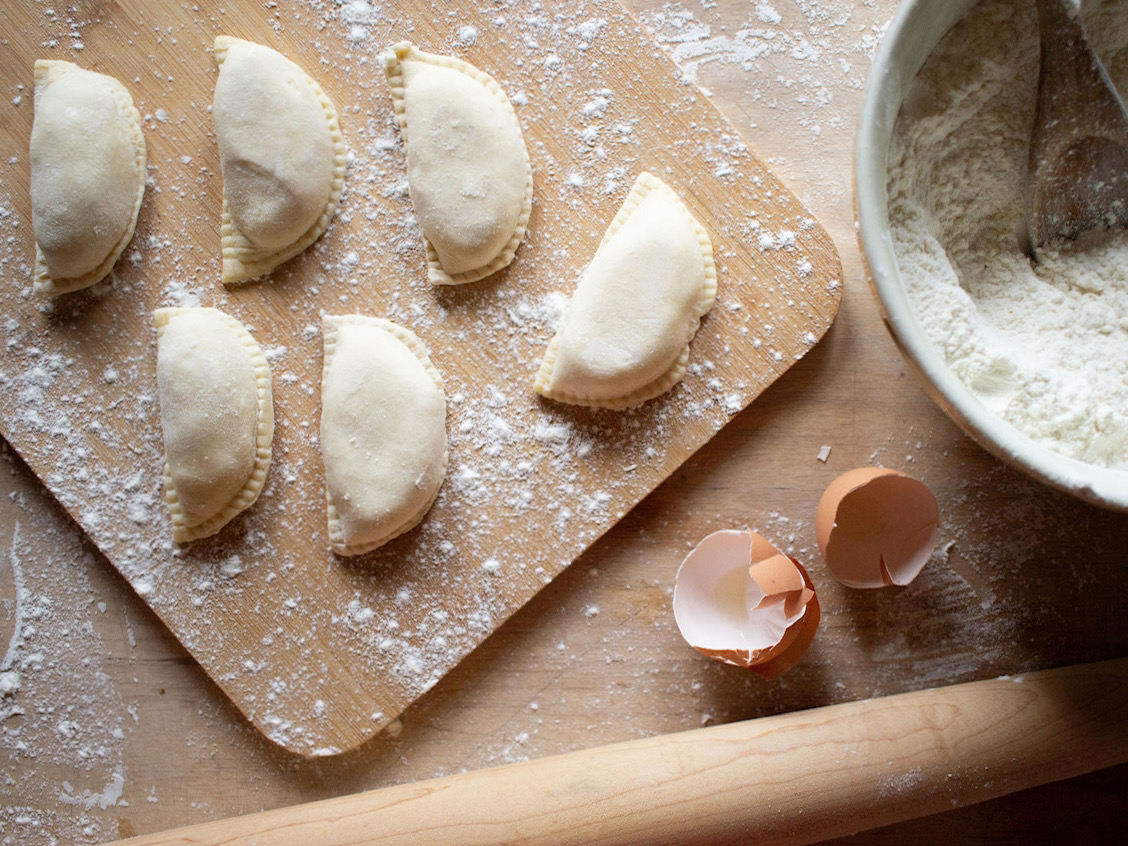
top-left (672, 529), bottom-right (819, 680)
top-left (815, 467), bottom-right (939, 589)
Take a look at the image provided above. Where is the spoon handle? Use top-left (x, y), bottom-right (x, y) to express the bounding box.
top-left (1028, 0), bottom-right (1128, 248)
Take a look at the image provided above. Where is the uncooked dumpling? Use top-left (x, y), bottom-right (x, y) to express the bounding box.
top-left (155, 307), bottom-right (274, 543)
top-left (534, 172), bottom-right (716, 408)
top-left (384, 42), bottom-right (533, 284)
top-left (213, 36), bottom-right (346, 283)
top-left (30, 60), bottom-right (146, 296)
top-left (320, 315), bottom-right (448, 556)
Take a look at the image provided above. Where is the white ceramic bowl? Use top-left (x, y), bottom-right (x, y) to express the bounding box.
top-left (854, 0), bottom-right (1128, 511)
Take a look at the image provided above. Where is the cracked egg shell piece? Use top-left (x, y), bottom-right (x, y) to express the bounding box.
top-left (384, 41), bottom-right (533, 284)
top-left (155, 307), bottom-right (274, 543)
top-left (213, 36), bottom-right (346, 284)
top-left (673, 529), bottom-right (819, 680)
top-left (30, 60), bottom-right (146, 295)
top-left (320, 315), bottom-right (448, 556)
top-left (815, 467), bottom-right (940, 589)
top-left (534, 171), bottom-right (716, 409)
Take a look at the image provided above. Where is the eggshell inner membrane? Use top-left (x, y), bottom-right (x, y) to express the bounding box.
top-left (672, 529), bottom-right (818, 678)
top-left (818, 470), bottom-right (939, 589)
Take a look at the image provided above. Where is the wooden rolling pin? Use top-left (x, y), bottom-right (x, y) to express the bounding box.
top-left (110, 657), bottom-right (1128, 846)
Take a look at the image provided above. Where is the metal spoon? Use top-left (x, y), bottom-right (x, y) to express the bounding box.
top-left (1026, 0), bottom-right (1128, 256)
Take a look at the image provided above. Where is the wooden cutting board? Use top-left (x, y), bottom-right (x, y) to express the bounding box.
top-left (0, 0), bottom-right (841, 755)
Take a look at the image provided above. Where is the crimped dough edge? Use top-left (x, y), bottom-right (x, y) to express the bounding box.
top-left (154, 307), bottom-right (275, 543)
top-left (214, 36), bottom-right (348, 284)
top-left (533, 171), bottom-right (717, 409)
top-left (383, 41), bottom-right (534, 285)
top-left (321, 314), bottom-right (448, 556)
top-left (33, 60), bottom-right (148, 296)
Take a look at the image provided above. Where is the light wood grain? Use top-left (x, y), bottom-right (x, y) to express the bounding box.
top-left (3, 1), bottom-right (1128, 844)
top-left (101, 658), bottom-right (1128, 846)
top-left (0, 0), bottom-right (840, 756)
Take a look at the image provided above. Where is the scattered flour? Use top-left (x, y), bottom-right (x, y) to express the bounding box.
top-left (887, 0), bottom-right (1128, 469)
top-left (634, 0), bottom-right (893, 245)
top-left (3, 4), bottom-right (1123, 842)
top-left (0, 491), bottom-right (127, 845)
top-left (457, 24), bottom-right (480, 46)
top-left (1, 0), bottom-right (806, 763)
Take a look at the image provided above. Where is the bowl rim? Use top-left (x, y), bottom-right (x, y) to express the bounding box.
top-left (854, 0), bottom-right (1128, 512)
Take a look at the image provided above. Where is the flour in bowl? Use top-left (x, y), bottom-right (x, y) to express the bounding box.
top-left (887, 0), bottom-right (1128, 470)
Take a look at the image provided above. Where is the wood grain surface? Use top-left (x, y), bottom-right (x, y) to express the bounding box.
top-left (100, 658), bottom-right (1128, 846)
top-left (0, 0), bottom-right (840, 756)
top-left (1, 1), bottom-right (1127, 844)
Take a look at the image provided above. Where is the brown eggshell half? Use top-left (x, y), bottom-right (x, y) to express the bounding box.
top-left (747, 558), bottom-right (819, 681)
top-left (815, 467), bottom-right (939, 589)
top-left (672, 529), bottom-right (819, 680)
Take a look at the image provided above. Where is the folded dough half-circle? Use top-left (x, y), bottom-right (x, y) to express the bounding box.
top-left (155, 307), bottom-right (274, 543)
top-left (534, 172), bottom-right (717, 409)
top-left (213, 36), bottom-right (346, 283)
top-left (30, 60), bottom-right (147, 296)
top-left (320, 315), bottom-right (448, 556)
top-left (384, 42), bottom-right (533, 285)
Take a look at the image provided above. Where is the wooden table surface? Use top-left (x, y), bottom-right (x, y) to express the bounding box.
top-left (1, 0), bottom-right (1126, 843)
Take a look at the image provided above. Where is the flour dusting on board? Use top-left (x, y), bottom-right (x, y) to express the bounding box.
top-left (5, 3), bottom-right (1123, 843)
top-left (0, 0), bottom-right (840, 760)
top-left (637, 1), bottom-right (890, 214)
